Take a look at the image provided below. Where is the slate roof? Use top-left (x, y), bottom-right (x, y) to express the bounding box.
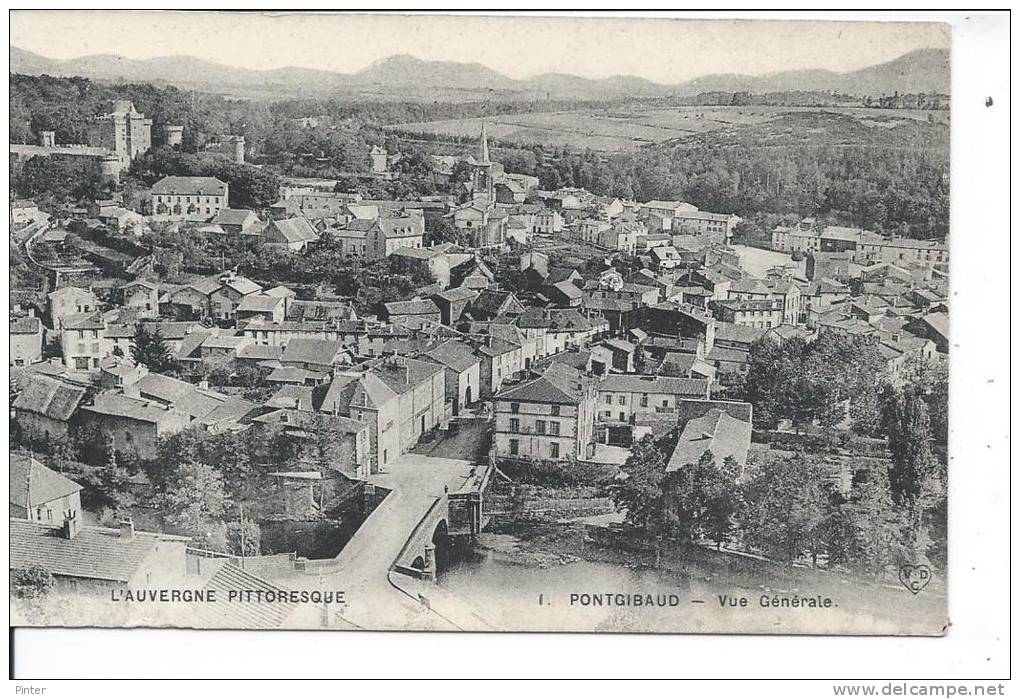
top-left (423, 339), bottom-right (480, 373)
top-left (265, 217), bottom-right (319, 245)
top-left (714, 322), bottom-right (767, 345)
top-left (201, 334), bottom-right (251, 350)
top-left (544, 267), bottom-right (581, 285)
top-left (706, 346), bottom-right (750, 364)
top-left (920, 312), bottom-right (949, 340)
top-left (667, 409), bottom-right (752, 472)
top-left (495, 364), bottom-right (589, 404)
top-left (49, 286), bottom-right (97, 301)
top-left (473, 335), bottom-right (520, 358)
top-left (267, 366), bottom-right (322, 384)
top-left (10, 453), bottom-right (82, 509)
top-left (151, 176), bottom-right (227, 197)
top-left (384, 299), bottom-right (440, 316)
top-left (433, 287), bottom-right (478, 304)
top-left (13, 375), bottom-right (87, 421)
top-left (546, 280), bottom-right (584, 302)
top-left (220, 275), bottom-right (262, 296)
top-left (174, 331), bottom-right (214, 361)
top-left (368, 357), bottom-right (444, 394)
top-left (238, 344), bottom-right (284, 361)
top-left (236, 294), bottom-right (284, 314)
top-left (9, 519), bottom-right (188, 583)
top-left (600, 374), bottom-right (709, 397)
top-left (83, 392), bottom-right (190, 424)
top-left (471, 289), bottom-right (522, 319)
top-left (279, 338), bottom-right (344, 366)
top-left (212, 208), bottom-right (259, 227)
top-left (266, 384), bottom-right (315, 411)
top-left (603, 338), bottom-right (636, 354)
top-left (318, 372), bottom-right (398, 413)
top-left (135, 373), bottom-right (196, 404)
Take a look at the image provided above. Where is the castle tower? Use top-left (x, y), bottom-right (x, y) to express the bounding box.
top-left (100, 154), bottom-right (123, 183)
top-left (470, 122), bottom-right (494, 200)
top-left (230, 136), bottom-right (245, 164)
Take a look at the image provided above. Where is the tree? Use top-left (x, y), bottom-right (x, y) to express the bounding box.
top-left (227, 518), bottom-right (261, 557)
top-left (822, 469), bottom-right (911, 576)
top-left (881, 385), bottom-right (945, 558)
top-left (740, 453), bottom-right (831, 565)
top-left (424, 217), bottom-right (460, 246)
top-left (663, 450), bottom-right (739, 548)
top-left (609, 436), bottom-right (667, 531)
top-left (156, 460), bottom-right (229, 547)
top-left (130, 323), bottom-right (177, 373)
top-left (10, 564), bottom-right (54, 601)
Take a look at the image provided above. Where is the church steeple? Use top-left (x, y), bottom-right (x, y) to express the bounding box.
top-left (477, 122), bottom-right (490, 163)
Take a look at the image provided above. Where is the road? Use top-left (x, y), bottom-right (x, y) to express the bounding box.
top-left (275, 454), bottom-right (494, 630)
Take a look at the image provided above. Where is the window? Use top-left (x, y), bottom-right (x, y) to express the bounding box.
top-left (617, 395), bottom-right (626, 405)
top-left (535, 420), bottom-right (546, 435)
top-left (550, 421), bottom-right (560, 436)
top-left (509, 439), bottom-right (519, 456)
top-left (75, 357), bottom-right (89, 370)
top-left (619, 411), bottom-right (626, 422)
top-left (509, 418), bottom-right (520, 433)
top-left (640, 394), bottom-right (649, 408)
top-left (550, 405), bottom-right (560, 417)
top-left (510, 403), bottom-right (520, 414)
top-left (604, 395), bottom-right (612, 404)
top-left (550, 443), bottom-right (560, 459)
top-left (662, 399), bottom-right (669, 408)
top-left (602, 410), bottom-right (612, 419)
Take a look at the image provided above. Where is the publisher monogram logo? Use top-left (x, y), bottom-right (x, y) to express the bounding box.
top-left (898, 565), bottom-right (932, 595)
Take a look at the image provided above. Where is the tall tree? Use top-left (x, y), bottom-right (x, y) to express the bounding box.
top-left (156, 460), bottom-right (229, 541)
top-left (130, 323), bottom-right (177, 373)
top-left (740, 453), bottom-right (831, 565)
top-left (609, 436), bottom-right (667, 531)
top-left (663, 450), bottom-right (740, 548)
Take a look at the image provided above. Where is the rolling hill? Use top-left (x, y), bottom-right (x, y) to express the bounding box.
top-left (9, 46), bottom-right (949, 100)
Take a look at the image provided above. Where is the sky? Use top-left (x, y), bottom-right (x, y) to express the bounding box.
top-left (10, 11), bottom-right (951, 83)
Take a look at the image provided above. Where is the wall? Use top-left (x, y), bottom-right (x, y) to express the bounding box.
top-left (10, 331), bottom-right (43, 366)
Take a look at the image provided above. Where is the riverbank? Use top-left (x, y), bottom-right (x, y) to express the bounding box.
top-left (465, 519), bottom-right (946, 634)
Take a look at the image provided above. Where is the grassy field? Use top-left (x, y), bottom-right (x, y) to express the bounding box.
top-left (386, 105), bottom-right (947, 152)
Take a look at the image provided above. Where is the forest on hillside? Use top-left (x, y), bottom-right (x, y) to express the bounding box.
top-left (11, 74), bottom-right (950, 239)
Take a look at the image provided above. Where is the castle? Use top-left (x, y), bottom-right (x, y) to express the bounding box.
top-left (9, 100), bottom-right (152, 182)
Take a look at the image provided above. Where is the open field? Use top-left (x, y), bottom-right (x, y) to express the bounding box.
top-left (386, 105), bottom-right (947, 152)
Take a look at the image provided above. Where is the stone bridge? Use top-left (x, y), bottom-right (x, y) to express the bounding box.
top-left (391, 458), bottom-right (496, 581)
top-left (273, 454), bottom-right (499, 630)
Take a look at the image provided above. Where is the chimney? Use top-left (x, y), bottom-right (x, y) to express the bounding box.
top-left (62, 510), bottom-right (80, 540)
top-left (118, 518), bottom-right (134, 540)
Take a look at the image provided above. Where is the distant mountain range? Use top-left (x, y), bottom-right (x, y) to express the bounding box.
top-left (9, 46), bottom-right (950, 100)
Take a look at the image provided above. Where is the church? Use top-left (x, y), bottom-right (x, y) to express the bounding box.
top-left (451, 123), bottom-right (510, 250)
